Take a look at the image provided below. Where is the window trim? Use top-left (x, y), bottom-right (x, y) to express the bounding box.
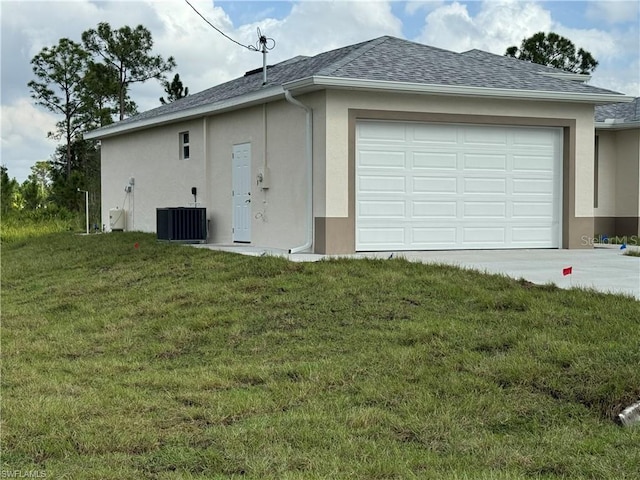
top-left (180, 131), bottom-right (190, 160)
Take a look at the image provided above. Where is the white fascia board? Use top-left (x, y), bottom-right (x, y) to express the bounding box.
top-left (595, 120), bottom-right (640, 131)
top-left (84, 85), bottom-right (285, 140)
top-left (283, 76), bottom-right (634, 105)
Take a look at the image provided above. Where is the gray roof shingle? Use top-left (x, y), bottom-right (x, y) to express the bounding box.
top-left (92, 36), bottom-right (627, 133)
top-left (595, 97), bottom-right (640, 122)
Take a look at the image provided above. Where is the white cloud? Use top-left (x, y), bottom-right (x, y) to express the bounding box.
top-left (1, 99), bottom-right (58, 180)
top-left (416, 0), bottom-right (552, 53)
top-left (585, 0), bottom-right (640, 25)
top-left (554, 26), bottom-right (618, 60)
top-left (265, 0), bottom-right (403, 56)
top-left (404, 0), bottom-right (445, 16)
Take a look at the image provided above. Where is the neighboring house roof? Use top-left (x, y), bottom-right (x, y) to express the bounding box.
top-left (85, 36), bottom-right (632, 140)
top-left (595, 97), bottom-right (640, 129)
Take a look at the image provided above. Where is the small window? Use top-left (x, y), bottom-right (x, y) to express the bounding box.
top-left (180, 131), bottom-right (190, 160)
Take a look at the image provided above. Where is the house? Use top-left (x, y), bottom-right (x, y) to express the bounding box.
top-left (594, 97), bottom-right (640, 239)
top-left (85, 36), bottom-right (635, 254)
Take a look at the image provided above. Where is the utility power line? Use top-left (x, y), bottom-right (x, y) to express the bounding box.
top-left (184, 0), bottom-right (258, 51)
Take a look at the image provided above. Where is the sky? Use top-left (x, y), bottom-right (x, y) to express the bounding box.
top-left (1, 0), bottom-right (639, 183)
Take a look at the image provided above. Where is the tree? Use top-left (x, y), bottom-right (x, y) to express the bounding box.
top-left (160, 73), bottom-right (189, 104)
top-left (505, 32), bottom-right (598, 74)
top-left (82, 23), bottom-right (176, 120)
top-left (1, 165), bottom-right (18, 214)
top-left (28, 38), bottom-right (91, 178)
top-left (80, 61), bottom-right (121, 129)
top-left (48, 138), bottom-right (101, 222)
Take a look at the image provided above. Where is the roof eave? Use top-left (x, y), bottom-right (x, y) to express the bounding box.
top-left (283, 76), bottom-right (632, 104)
top-left (84, 85), bottom-right (286, 140)
top-left (595, 120), bottom-right (640, 131)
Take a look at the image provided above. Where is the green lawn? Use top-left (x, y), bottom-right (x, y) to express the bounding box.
top-left (1, 231), bottom-right (639, 479)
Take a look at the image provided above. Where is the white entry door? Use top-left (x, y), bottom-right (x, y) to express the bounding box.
top-left (356, 121), bottom-right (562, 251)
top-left (232, 143), bottom-right (251, 243)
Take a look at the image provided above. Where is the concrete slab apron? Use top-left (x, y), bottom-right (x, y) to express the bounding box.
top-left (395, 247), bottom-right (640, 300)
top-left (195, 244), bottom-right (640, 300)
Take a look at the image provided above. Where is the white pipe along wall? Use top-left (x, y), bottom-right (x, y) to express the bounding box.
top-left (284, 90), bottom-right (314, 254)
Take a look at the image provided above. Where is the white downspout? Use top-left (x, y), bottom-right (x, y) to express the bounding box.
top-left (284, 90), bottom-right (313, 254)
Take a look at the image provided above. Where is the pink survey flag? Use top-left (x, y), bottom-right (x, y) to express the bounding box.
top-left (562, 266), bottom-right (572, 276)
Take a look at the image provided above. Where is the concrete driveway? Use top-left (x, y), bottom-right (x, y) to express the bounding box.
top-left (196, 244), bottom-right (640, 300)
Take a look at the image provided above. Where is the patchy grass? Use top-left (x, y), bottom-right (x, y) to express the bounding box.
top-left (0, 211), bottom-right (80, 244)
top-left (2, 232), bottom-right (639, 479)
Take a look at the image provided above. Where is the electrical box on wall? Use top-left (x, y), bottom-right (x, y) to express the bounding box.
top-left (257, 167), bottom-right (270, 189)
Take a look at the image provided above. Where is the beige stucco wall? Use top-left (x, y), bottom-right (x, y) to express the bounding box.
top-left (615, 129), bottom-right (640, 217)
top-left (595, 128), bottom-right (640, 217)
top-left (101, 99), bottom-right (316, 250)
top-left (205, 100), bottom-right (309, 249)
top-left (595, 131), bottom-right (617, 216)
top-left (321, 90), bottom-right (596, 219)
top-left (101, 119), bottom-right (205, 233)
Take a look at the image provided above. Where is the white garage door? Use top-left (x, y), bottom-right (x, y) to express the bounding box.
top-left (356, 120), bottom-right (562, 251)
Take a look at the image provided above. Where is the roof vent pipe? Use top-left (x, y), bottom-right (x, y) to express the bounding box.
top-left (284, 90), bottom-right (313, 254)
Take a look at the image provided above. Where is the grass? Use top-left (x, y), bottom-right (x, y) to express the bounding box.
top-left (0, 210), bottom-right (80, 244)
top-left (2, 230), bottom-right (640, 479)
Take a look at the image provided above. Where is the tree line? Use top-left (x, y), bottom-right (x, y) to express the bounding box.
top-left (2, 22), bottom-right (189, 227)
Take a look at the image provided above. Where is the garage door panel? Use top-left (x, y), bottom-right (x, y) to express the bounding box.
top-left (413, 176), bottom-right (457, 193)
top-left (463, 177), bottom-right (507, 194)
top-left (359, 175), bottom-right (406, 193)
top-left (356, 121), bottom-right (561, 251)
top-left (412, 227), bottom-right (457, 244)
top-left (512, 226), bottom-right (555, 243)
top-left (463, 127), bottom-right (507, 146)
top-left (513, 129), bottom-right (557, 148)
top-left (463, 154), bottom-right (507, 171)
top-left (358, 227), bottom-right (405, 247)
top-left (359, 200), bottom-right (405, 218)
top-left (359, 150), bottom-right (406, 168)
top-left (513, 155), bottom-right (555, 172)
top-left (412, 201), bottom-right (457, 218)
top-left (358, 122), bottom-right (406, 142)
top-left (512, 202), bottom-right (554, 218)
top-left (463, 201), bottom-right (506, 218)
top-left (412, 124), bottom-right (458, 144)
top-left (413, 152), bottom-right (457, 169)
top-left (512, 178), bottom-right (554, 195)
top-left (462, 227), bottom-right (506, 244)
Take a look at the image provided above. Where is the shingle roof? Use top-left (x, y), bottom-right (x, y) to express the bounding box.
top-left (460, 49), bottom-right (570, 75)
top-left (90, 36), bottom-right (627, 135)
top-left (595, 97), bottom-right (640, 122)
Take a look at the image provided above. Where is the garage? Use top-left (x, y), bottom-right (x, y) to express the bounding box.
top-left (356, 120), bottom-right (563, 251)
